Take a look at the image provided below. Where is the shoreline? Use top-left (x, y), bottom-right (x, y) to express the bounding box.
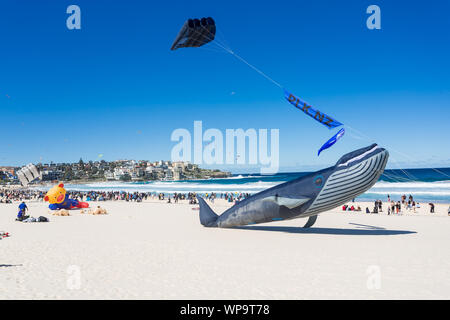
top-left (2, 183), bottom-right (450, 208)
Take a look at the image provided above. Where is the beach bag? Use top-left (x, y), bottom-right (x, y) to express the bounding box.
top-left (38, 216), bottom-right (49, 222)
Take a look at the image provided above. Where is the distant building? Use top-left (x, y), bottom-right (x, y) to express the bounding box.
top-left (0, 166), bottom-right (15, 176)
top-left (104, 171), bottom-right (115, 181)
top-left (41, 170), bottom-right (64, 181)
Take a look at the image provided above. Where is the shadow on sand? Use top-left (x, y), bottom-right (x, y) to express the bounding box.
top-left (233, 224), bottom-right (416, 236)
top-left (0, 264), bottom-right (23, 268)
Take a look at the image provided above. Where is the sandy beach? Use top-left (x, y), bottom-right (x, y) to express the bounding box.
top-left (1, 198), bottom-right (449, 299)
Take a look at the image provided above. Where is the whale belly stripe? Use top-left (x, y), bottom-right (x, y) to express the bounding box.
top-left (305, 152), bottom-right (386, 214)
top-left (318, 158), bottom-right (378, 198)
top-left (323, 160), bottom-right (372, 190)
top-left (327, 161), bottom-right (365, 180)
top-left (306, 155), bottom-right (387, 214)
top-left (309, 159), bottom-right (379, 211)
top-left (310, 155), bottom-right (384, 209)
top-left (314, 159), bottom-right (379, 211)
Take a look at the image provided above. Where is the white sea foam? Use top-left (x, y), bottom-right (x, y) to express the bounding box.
top-left (374, 180), bottom-right (450, 189)
top-left (35, 178), bottom-right (450, 201)
top-left (62, 180), bottom-right (279, 193)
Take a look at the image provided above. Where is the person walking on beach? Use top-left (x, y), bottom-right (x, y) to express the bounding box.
top-left (429, 203), bottom-right (435, 213)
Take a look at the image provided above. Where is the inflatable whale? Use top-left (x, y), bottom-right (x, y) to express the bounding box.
top-left (198, 144), bottom-right (388, 228)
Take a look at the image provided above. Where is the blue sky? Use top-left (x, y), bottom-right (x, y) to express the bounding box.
top-left (0, 0), bottom-right (449, 172)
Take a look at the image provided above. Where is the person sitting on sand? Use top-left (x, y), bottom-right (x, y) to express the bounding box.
top-left (17, 201), bottom-right (29, 221)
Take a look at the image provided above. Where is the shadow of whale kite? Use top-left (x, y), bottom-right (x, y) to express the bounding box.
top-left (199, 144), bottom-right (389, 229)
top-left (231, 225), bottom-right (416, 236)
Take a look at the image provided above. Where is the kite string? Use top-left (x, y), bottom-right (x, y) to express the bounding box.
top-left (390, 149), bottom-right (450, 180)
top-left (345, 125), bottom-right (375, 142)
top-left (197, 25), bottom-right (284, 89)
top-left (388, 155), bottom-right (418, 181)
top-left (346, 124), bottom-right (450, 182)
top-left (195, 27), bottom-right (450, 182)
top-left (381, 172), bottom-right (411, 184)
top-left (345, 124), bottom-right (418, 181)
top-left (227, 51), bottom-right (284, 89)
top-left (196, 26), bottom-right (232, 53)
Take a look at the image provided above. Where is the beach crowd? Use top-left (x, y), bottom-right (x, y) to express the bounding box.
top-left (0, 188), bottom-right (251, 205)
top-left (342, 194), bottom-right (442, 215)
top-left (1, 188), bottom-right (448, 215)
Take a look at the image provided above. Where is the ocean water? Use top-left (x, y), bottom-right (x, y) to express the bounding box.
top-left (62, 168), bottom-right (450, 203)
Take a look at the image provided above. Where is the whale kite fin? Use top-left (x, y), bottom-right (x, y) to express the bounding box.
top-left (303, 215), bottom-right (318, 228)
top-left (198, 197), bottom-right (219, 227)
top-left (263, 196), bottom-right (309, 209)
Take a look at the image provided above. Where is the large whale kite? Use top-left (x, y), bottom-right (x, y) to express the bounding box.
top-left (198, 144), bottom-right (388, 228)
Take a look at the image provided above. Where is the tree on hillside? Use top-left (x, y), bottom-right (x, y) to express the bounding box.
top-left (78, 158), bottom-right (85, 170)
top-left (120, 173), bottom-right (131, 182)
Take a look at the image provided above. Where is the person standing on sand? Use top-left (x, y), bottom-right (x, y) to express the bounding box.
top-left (429, 203), bottom-right (435, 213)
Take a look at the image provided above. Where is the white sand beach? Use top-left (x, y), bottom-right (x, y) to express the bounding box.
top-left (1, 199), bottom-right (450, 299)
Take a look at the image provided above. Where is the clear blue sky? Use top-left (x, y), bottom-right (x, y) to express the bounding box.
top-left (0, 0), bottom-right (449, 172)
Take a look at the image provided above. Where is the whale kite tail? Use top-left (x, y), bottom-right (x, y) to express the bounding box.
top-left (198, 197), bottom-right (219, 227)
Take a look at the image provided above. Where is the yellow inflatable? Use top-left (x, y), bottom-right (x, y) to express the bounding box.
top-left (44, 183), bottom-right (88, 210)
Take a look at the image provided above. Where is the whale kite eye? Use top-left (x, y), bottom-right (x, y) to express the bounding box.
top-left (314, 176), bottom-right (324, 187)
